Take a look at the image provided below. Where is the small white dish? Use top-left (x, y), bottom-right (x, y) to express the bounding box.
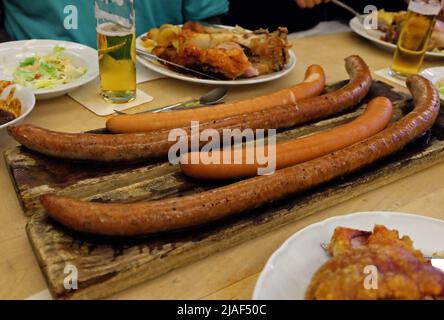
top-left (349, 16), bottom-right (444, 59)
top-left (0, 40), bottom-right (99, 100)
top-left (136, 26), bottom-right (296, 86)
top-left (0, 83), bottom-right (35, 144)
top-left (420, 67), bottom-right (444, 99)
top-left (253, 211), bottom-right (444, 300)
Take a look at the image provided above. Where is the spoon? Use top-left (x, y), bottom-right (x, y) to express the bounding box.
top-left (114, 87), bottom-right (228, 114)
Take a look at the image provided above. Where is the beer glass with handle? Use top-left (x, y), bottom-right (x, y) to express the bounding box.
top-left (390, 0), bottom-right (443, 77)
top-left (95, 0), bottom-right (136, 103)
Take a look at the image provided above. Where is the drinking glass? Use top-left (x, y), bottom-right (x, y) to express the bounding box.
top-left (390, 0), bottom-right (442, 77)
top-left (95, 0), bottom-right (136, 103)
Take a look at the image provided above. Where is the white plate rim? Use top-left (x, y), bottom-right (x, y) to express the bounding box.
top-left (252, 211), bottom-right (444, 300)
top-left (0, 39), bottom-right (99, 96)
top-left (420, 67), bottom-right (444, 99)
top-left (136, 25), bottom-right (296, 85)
top-left (349, 16), bottom-right (444, 58)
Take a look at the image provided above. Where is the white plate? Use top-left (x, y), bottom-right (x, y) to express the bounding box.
top-left (0, 83), bottom-right (35, 144)
top-left (253, 211), bottom-right (444, 300)
top-left (420, 67), bottom-right (444, 99)
top-left (349, 16), bottom-right (444, 59)
top-left (0, 40), bottom-right (99, 100)
top-left (136, 26), bottom-right (296, 86)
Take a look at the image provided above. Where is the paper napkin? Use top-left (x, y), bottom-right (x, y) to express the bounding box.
top-left (68, 79), bottom-right (153, 116)
top-left (136, 60), bottom-right (164, 83)
top-left (374, 68), bottom-right (408, 88)
top-left (68, 61), bottom-right (164, 116)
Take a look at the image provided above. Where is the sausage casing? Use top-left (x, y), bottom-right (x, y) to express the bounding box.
top-left (40, 75), bottom-right (439, 236)
top-left (9, 56), bottom-right (372, 163)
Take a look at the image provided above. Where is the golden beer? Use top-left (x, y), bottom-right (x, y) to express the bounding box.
top-left (97, 23), bottom-right (136, 103)
top-left (391, 1), bottom-right (442, 77)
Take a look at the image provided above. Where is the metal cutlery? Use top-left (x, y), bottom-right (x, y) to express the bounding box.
top-left (330, 0), bottom-right (365, 24)
top-left (136, 48), bottom-right (221, 80)
top-left (114, 87), bottom-right (228, 115)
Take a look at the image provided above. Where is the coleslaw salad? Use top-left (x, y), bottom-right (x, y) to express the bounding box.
top-left (13, 46), bottom-right (87, 89)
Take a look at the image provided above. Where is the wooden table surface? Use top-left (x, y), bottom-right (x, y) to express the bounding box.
top-left (1, 32), bottom-right (444, 300)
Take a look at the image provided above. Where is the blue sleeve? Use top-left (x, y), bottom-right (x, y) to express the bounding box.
top-left (183, 0), bottom-right (229, 21)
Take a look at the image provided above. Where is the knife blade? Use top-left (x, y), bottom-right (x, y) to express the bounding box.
top-left (330, 0), bottom-right (365, 24)
top-left (136, 48), bottom-right (221, 80)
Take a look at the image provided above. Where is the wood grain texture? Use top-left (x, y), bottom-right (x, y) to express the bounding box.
top-left (3, 33), bottom-right (444, 300)
top-left (4, 81), bottom-right (408, 217)
top-left (26, 137), bottom-right (444, 299)
top-left (4, 81), bottom-right (444, 299)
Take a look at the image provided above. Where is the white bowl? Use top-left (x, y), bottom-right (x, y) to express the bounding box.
top-left (0, 83), bottom-right (36, 144)
top-left (253, 211), bottom-right (444, 300)
top-left (0, 40), bottom-right (99, 100)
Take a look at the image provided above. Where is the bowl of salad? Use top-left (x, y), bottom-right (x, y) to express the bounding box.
top-left (0, 40), bottom-right (99, 100)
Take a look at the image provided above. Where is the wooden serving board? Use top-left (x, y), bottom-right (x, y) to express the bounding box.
top-left (4, 81), bottom-right (444, 299)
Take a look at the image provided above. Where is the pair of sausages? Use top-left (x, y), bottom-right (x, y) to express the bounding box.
top-left (106, 65), bottom-right (326, 133)
top-left (40, 76), bottom-right (440, 236)
top-left (8, 56), bottom-right (372, 163)
top-left (180, 96), bottom-right (394, 179)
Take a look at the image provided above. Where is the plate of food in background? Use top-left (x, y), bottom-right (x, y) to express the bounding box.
top-left (350, 10), bottom-right (444, 58)
top-left (0, 40), bottom-right (99, 100)
top-left (253, 211), bottom-right (444, 300)
top-left (136, 22), bottom-right (296, 85)
top-left (0, 81), bottom-right (35, 144)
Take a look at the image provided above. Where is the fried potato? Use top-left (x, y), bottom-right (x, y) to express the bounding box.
top-left (140, 38), bottom-right (156, 52)
top-left (147, 28), bottom-right (159, 40)
top-left (156, 27), bottom-right (180, 47)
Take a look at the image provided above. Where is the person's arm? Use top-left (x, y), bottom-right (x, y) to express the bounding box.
top-left (295, 0), bottom-right (329, 9)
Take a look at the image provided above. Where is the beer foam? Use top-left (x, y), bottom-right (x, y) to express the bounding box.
top-left (409, 1), bottom-right (442, 15)
top-left (95, 2), bottom-right (134, 30)
top-left (111, 0), bottom-right (124, 6)
top-left (97, 22), bottom-right (134, 36)
top-left (100, 0), bottom-right (133, 7)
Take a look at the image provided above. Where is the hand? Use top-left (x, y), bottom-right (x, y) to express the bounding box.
top-left (295, 0), bottom-right (328, 9)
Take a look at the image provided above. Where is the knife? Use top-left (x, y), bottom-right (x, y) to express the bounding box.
top-left (330, 0), bottom-right (365, 24)
top-left (136, 48), bottom-right (221, 80)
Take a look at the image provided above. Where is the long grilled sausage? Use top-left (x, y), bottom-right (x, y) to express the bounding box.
top-left (8, 56), bottom-right (372, 163)
top-left (106, 65), bottom-right (326, 133)
top-left (180, 96), bottom-right (394, 180)
top-left (40, 75), bottom-right (440, 236)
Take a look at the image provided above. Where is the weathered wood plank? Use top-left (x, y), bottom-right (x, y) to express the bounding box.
top-left (4, 81), bottom-right (409, 216)
top-left (6, 80), bottom-right (444, 299)
top-left (26, 134), bottom-right (444, 299)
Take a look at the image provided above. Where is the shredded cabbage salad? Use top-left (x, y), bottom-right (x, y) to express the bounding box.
top-left (436, 78), bottom-right (444, 96)
top-left (13, 46), bottom-right (87, 89)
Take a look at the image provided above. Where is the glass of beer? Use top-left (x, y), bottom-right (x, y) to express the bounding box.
top-left (390, 0), bottom-right (442, 77)
top-left (95, 0), bottom-right (136, 103)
